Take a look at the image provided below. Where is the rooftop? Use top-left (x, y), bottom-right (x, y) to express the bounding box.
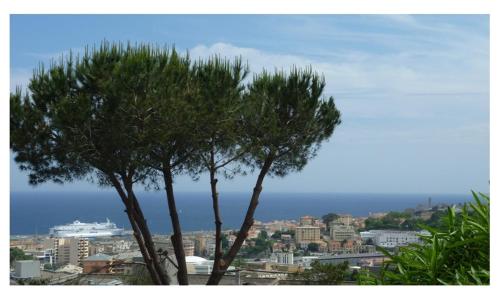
top-left (84, 253), bottom-right (112, 261)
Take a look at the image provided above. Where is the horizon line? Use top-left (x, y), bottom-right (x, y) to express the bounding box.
top-left (10, 190), bottom-right (478, 196)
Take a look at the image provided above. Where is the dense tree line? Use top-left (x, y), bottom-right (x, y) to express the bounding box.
top-left (10, 248), bottom-right (33, 265)
top-left (239, 231), bottom-right (273, 258)
top-left (364, 211), bottom-right (412, 230)
top-left (364, 210), bottom-right (449, 231)
top-left (10, 41), bottom-right (341, 285)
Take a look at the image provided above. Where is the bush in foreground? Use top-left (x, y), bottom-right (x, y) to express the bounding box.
top-left (358, 191), bottom-right (489, 285)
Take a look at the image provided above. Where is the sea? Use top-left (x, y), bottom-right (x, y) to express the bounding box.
top-left (10, 191), bottom-right (472, 235)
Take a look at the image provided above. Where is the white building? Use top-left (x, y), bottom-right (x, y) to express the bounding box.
top-left (185, 256), bottom-right (235, 275)
top-left (270, 252), bottom-right (294, 265)
top-left (360, 230), bottom-right (429, 248)
top-left (13, 260), bottom-right (41, 279)
top-left (205, 239), bottom-right (217, 257)
top-left (294, 256), bottom-right (318, 269)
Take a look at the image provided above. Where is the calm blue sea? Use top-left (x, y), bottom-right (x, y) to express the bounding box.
top-left (10, 191), bottom-right (471, 235)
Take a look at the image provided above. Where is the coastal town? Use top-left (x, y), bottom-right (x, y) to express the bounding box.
top-left (10, 199), bottom-right (458, 285)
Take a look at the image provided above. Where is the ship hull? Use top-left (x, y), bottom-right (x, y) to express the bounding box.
top-left (49, 219), bottom-right (126, 238)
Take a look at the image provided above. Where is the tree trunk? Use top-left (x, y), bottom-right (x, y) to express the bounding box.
top-left (162, 164), bottom-right (189, 285)
top-left (125, 209), bottom-right (163, 285)
top-left (206, 155), bottom-right (274, 285)
top-left (209, 168), bottom-right (224, 278)
top-left (109, 175), bottom-right (168, 285)
top-left (127, 189), bottom-right (170, 285)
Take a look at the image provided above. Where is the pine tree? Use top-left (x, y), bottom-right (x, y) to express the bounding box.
top-left (206, 67), bottom-right (341, 284)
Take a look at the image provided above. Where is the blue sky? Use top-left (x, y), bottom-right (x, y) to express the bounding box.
top-left (10, 15), bottom-right (489, 194)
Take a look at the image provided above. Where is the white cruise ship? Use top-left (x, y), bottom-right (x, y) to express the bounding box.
top-left (49, 218), bottom-right (125, 238)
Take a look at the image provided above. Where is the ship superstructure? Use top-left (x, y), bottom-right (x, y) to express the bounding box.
top-left (49, 218), bottom-right (125, 238)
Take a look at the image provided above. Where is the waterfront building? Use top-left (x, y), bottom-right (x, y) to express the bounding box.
top-left (360, 230), bottom-right (428, 248)
top-left (43, 237), bottom-right (89, 266)
top-left (295, 225), bottom-right (321, 248)
top-left (317, 252), bottom-right (387, 267)
top-left (184, 256), bottom-right (236, 275)
top-left (360, 231), bottom-right (377, 241)
top-left (299, 216), bottom-right (315, 226)
top-left (330, 224), bottom-right (356, 242)
top-left (262, 220), bottom-right (297, 233)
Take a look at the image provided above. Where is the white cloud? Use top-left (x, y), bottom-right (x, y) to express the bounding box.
top-left (188, 41), bottom-right (488, 123)
top-left (11, 36), bottom-right (488, 136)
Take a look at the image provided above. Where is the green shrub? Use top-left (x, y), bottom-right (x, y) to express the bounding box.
top-left (358, 191), bottom-right (489, 285)
top-left (291, 261), bottom-right (349, 285)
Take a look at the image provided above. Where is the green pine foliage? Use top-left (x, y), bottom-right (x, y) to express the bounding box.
top-left (242, 67), bottom-right (341, 177)
top-left (10, 41), bottom-right (343, 285)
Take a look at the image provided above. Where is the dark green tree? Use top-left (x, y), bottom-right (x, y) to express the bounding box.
top-left (322, 213), bottom-right (340, 231)
top-left (10, 248), bottom-right (33, 264)
top-left (364, 211), bottom-right (412, 230)
top-left (140, 48), bottom-right (198, 285)
top-left (307, 242), bottom-right (320, 252)
top-left (221, 234), bottom-right (229, 250)
top-left (207, 67), bottom-right (341, 284)
top-left (188, 56), bottom-right (249, 278)
top-left (258, 230), bottom-right (268, 240)
top-left (424, 210), bottom-right (448, 230)
top-left (10, 43), bottom-right (175, 285)
top-left (271, 231), bottom-right (282, 239)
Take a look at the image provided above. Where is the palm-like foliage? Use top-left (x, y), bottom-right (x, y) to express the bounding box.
top-left (359, 191), bottom-right (490, 285)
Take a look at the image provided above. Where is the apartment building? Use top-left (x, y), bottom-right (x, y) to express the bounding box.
top-left (43, 237), bottom-right (89, 266)
top-left (295, 226), bottom-right (321, 247)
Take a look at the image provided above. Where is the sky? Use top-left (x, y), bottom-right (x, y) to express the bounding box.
top-left (9, 14), bottom-right (490, 195)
